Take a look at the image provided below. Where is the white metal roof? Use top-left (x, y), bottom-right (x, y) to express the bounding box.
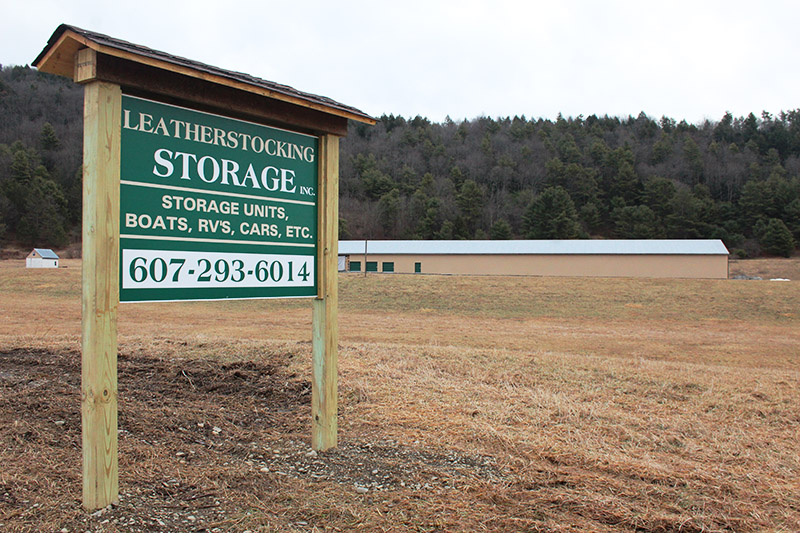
top-left (338, 240), bottom-right (729, 256)
top-left (32, 248), bottom-right (59, 259)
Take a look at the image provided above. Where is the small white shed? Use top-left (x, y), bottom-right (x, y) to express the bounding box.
top-left (26, 248), bottom-right (59, 268)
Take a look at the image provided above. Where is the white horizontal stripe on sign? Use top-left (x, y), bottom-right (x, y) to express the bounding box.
top-left (120, 234), bottom-right (314, 248)
top-left (120, 180), bottom-right (316, 206)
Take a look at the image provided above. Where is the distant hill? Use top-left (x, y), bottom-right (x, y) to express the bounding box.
top-left (1, 64), bottom-right (798, 256)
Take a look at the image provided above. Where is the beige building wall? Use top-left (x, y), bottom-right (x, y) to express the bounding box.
top-left (347, 253), bottom-right (728, 279)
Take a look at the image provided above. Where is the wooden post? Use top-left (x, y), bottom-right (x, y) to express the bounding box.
top-left (80, 68), bottom-right (121, 508)
top-left (312, 134), bottom-right (339, 450)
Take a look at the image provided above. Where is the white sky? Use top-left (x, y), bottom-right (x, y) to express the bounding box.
top-left (2, 0), bottom-right (798, 124)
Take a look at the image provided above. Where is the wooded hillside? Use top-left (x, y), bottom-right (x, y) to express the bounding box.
top-left (1, 65), bottom-right (798, 256)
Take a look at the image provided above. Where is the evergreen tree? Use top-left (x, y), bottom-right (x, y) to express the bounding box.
top-left (378, 189), bottom-right (400, 233)
top-left (665, 187), bottom-right (705, 238)
top-left (713, 112), bottom-right (735, 143)
top-left (489, 218), bottom-right (512, 239)
top-left (417, 198), bottom-right (443, 239)
top-left (522, 186), bottom-right (582, 239)
top-left (437, 220), bottom-right (455, 239)
top-left (361, 167), bottom-right (394, 200)
top-left (783, 198), bottom-right (800, 241)
top-left (456, 179), bottom-right (483, 236)
top-left (556, 134), bottom-right (582, 163)
top-left (603, 146), bottom-right (639, 205)
top-left (578, 202), bottom-right (603, 232)
top-left (738, 179), bottom-right (774, 230)
top-left (1, 145), bottom-right (37, 228)
top-left (40, 122), bottom-right (60, 150)
top-left (0, 141), bottom-right (69, 247)
top-left (759, 218), bottom-right (795, 257)
top-left (641, 177), bottom-right (676, 220)
top-left (16, 174), bottom-right (69, 247)
top-left (682, 136), bottom-right (704, 183)
top-left (612, 205), bottom-right (664, 239)
top-left (10, 146), bottom-right (34, 184)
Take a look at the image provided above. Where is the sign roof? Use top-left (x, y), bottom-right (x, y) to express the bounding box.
top-left (33, 24), bottom-right (375, 125)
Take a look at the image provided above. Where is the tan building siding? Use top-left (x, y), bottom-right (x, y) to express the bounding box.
top-left (347, 253), bottom-right (728, 279)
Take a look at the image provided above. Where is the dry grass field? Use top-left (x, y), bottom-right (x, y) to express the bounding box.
top-left (1, 258), bottom-right (799, 532)
top-left (729, 256), bottom-right (800, 280)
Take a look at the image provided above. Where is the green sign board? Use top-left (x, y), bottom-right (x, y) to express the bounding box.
top-left (119, 95), bottom-right (318, 302)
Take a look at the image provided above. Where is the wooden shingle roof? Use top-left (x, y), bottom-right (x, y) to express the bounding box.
top-left (33, 24), bottom-right (375, 130)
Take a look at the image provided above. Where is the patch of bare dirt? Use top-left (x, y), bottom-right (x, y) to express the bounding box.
top-left (0, 347), bottom-right (503, 532)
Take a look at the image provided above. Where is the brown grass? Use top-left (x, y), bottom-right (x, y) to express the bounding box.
top-left (729, 256), bottom-right (800, 280)
top-left (1, 258), bottom-right (799, 532)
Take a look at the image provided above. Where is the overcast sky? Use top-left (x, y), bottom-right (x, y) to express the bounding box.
top-left (3, 0), bottom-right (798, 124)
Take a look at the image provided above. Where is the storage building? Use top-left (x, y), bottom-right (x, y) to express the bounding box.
top-left (26, 248), bottom-right (60, 268)
top-left (338, 240), bottom-right (729, 279)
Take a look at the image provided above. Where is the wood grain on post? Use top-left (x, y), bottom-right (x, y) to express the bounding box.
top-left (80, 73), bottom-right (121, 509)
top-left (312, 134), bottom-right (339, 450)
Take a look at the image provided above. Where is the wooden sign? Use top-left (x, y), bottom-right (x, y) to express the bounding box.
top-left (34, 24), bottom-right (374, 510)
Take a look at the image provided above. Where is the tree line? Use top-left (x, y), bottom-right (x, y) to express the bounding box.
top-left (1, 64), bottom-right (798, 256)
top-left (341, 112), bottom-right (799, 257)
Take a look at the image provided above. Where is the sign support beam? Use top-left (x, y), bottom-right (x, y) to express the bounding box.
top-left (80, 72), bottom-right (121, 509)
top-left (312, 134), bottom-right (339, 450)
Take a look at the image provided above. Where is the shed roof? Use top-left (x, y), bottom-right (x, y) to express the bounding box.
top-left (339, 240), bottom-right (730, 256)
top-left (32, 248), bottom-right (59, 259)
top-left (33, 24), bottom-right (375, 125)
